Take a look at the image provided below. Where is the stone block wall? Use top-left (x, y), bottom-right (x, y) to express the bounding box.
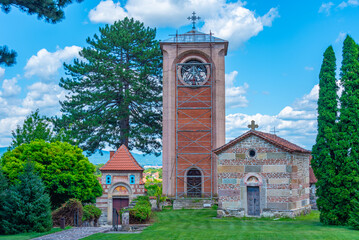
top-left (216, 135), bottom-right (310, 217)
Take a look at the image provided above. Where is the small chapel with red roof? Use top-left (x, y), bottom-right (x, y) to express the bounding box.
top-left (214, 121), bottom-right (312, 218)
top-left (96, 145), bottom-right (145, 225)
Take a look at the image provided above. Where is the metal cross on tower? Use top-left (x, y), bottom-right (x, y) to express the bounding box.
top-left (248, 120), bottom-right (259, 131)
top-left (188, 11), bottom-right (200, 30)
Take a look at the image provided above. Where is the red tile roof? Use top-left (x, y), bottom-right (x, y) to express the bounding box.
top-left (213, 130), bottom-right (311, 154)
top-left (100, 145), bottom-right (144, 171)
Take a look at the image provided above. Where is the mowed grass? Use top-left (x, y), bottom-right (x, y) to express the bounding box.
top-left (0, 227), bottom-right (70, 240)
top-left (82, 209), bottom-right (359, 240)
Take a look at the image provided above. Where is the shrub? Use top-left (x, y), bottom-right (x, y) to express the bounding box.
top-left (52, 199), bottom-right (83, 227)
top-left (1, 162), bottom-right (52, 234)
top-left (130, 197), bottom-right (151, 223)
top-left (82, 205), bottom-right (102, 225)
top-left (1, 140), bottom-right (102, 208)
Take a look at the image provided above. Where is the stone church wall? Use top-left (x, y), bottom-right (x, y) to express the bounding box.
top-left (216, 135), bottom-right (311, 218)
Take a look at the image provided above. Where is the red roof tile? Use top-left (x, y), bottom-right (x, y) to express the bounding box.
top-left (214, 130), bottom-right (311, 154)
top-left (100, 145), bottom-right (144, 171)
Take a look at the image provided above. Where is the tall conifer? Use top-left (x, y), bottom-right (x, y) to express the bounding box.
top-left (57, 17), bottom-right (162, 155)
top-left (1, 162), bottom-right (52, 234)
top-left (311, 46), bottom-right (339, 224)
top-left (334, 35), bottom-right (359, 225)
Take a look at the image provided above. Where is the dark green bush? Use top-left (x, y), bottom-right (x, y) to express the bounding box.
top-left (82, 205), bottom-right (102, 224)
top-left (1, 162), bottom-right (52, 234)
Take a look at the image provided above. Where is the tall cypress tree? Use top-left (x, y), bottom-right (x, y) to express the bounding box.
top-left (311, 46), bottom-right (339, 224)
top-left (334, 35), bottom-right (359, 225)
top-left (56, 17), bottom-right (162, 155)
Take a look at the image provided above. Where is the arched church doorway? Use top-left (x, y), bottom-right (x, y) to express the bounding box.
top-left (187, 168), bottom-right (202, 198)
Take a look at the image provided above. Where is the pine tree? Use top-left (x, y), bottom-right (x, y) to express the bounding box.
top-left (57, 17), bottom-right (162, 155)
top-left (0, 169), bottom-right (9, 234)
top-left (0, 45), bottom-right (16, 66)
top-left (311, 46), bottom-right (340, 224)
top-left (1, 162), bottom-right (52, 234)
top-left (334, 35), bottom-right (359, 225)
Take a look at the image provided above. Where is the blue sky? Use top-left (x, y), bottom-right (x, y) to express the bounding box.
top-left (0, 0), bottom-right (358, 150)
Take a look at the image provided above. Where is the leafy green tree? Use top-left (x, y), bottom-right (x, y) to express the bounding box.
top-left (1, 140), bottom-right (102, 208)
top-left (1, 162), bottom-right (52, 234)
top-left (311, 46), bottom-right (340, 224)
top-left (56, 17), bottom-right (162, 155)
top-left (10, 109), bottom-right (53, 149)
top-left (0, 0), bottom-right (83, 66)
top-left (95, 163), bottom-right (104, 177)
top-left (334, 35), bottom-right (359, 225)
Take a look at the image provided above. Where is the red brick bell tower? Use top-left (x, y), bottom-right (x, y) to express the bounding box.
top-left (160, 13), bottom-right (228, 198)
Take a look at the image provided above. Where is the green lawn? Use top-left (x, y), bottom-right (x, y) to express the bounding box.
top-left (83, 209), bottom-right (359, 240)
top-left (0, 227), bottom-right (70, 240)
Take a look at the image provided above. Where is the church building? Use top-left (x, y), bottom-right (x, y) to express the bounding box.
top-left (159, 12), bottom-right (312, 216)
top-left (96, 145), bottom-right (145, 225)
top-left (214, 123), bottom-right (311, 217)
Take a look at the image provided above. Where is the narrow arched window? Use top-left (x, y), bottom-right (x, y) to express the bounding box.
top-left (106, 175), bottom-right (111, 184)
top-left (130, 175), bottom-right (135, 184)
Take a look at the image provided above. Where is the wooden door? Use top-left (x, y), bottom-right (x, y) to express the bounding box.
top-left (113, 198), bottom-right (129, 222)
top-left (247, 187), bottom-right (260, 216)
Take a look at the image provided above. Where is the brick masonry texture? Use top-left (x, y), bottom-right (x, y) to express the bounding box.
top-left (216, 134), bottom-right (311, 217)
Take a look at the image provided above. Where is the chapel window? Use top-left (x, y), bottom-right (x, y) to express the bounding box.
top-left (130, 175), bottom-right (135, 184)
top-left (106, 175), bottom-right (111, 184)
top-left (249, 149), bottom-right (256, 158)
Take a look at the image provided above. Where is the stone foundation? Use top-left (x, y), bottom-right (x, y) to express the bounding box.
top-left (217, 205), bottom-right (311, 218)
top-left (173, 199), bottom-right (213, 210)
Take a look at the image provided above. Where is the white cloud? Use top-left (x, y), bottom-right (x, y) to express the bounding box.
top-left (0, 77), bottom-right (21, 97)
top-left (23, 82), bottom-right (66, 114)
top-left (0, 80), bottom-right (67, 147)
top-left (89, 0), bottom-right (279, 49)
top-left (225, 71), bottom-right (249, 108)
top-left (24, 46), bottom-right (81, 81)
top-left (226, 85), bottom-right (319, 149)
top-left (201, 5), bottom-right (279, 49)
top-left (319, 2), bottom-right (334, 15)
top-left (338, 0), bottom-right (359, 8)
top-left (0, 67), bottom-right (5, 78)
top-left (89, 0), bottom-right (127, 23)
top-left (304, 66), bottom-right (314, 71)
top-left (335, 32), bottom-right (347, 43)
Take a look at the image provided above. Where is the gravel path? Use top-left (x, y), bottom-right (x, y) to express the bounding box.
top-left (32, 227), bottom-right (111, 240)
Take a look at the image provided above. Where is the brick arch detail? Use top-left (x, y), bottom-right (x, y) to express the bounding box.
top-left (243, 173), bottom-right (264, 186)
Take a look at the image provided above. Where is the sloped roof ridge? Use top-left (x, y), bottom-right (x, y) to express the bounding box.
top-left (214, 130), bottom-right (310, 154)
top-left (100, 144), bottom-right (144, 171)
